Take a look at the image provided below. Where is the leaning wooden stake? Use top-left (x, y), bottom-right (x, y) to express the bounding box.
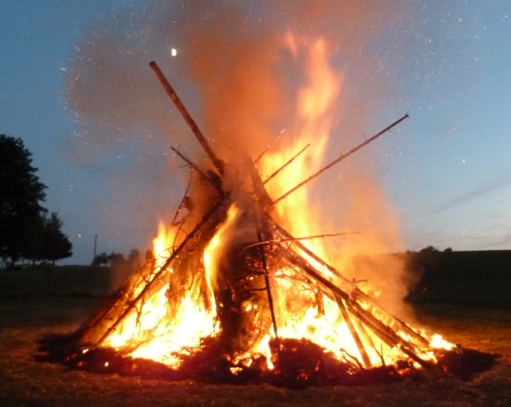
top-left (335, 295), bottom-right (372, 368)
top-left (271, 114), bottom-right (409, 207)
top-left (254, 215), bottom-right (280, 348)
top-left (242, 232), bottom-right (358, 251)
top-left (171, 147), bottom-right (223, 194)
top-left (150, 61), bottom-right (225, 175)
top-left (254, 130), bottom-right (285, 164)
top-left (262, 143), bottom-right (310, 185)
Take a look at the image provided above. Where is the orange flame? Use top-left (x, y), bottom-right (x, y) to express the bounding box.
top-left (98, 34), bottom-right (454, 370)
top-left (263, 35), bottom-right (343, 259)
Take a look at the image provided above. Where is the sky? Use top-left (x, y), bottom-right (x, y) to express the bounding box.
top-left (1, 1), bottom-right (511, 265)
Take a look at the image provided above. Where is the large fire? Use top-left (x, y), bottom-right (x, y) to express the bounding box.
top-left (82, 35), bottom-right (455, 376)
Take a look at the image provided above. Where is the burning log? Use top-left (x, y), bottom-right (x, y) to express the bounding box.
top-left (242, 231), bottom-right (359, 251)
top-left (253, 212), bottom-right (280, 349)
top-left (271, 219), bottom-right (430, 347)
top-left (335, 297), bottom-right (372, 368)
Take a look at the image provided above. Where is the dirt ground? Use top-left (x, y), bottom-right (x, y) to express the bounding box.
top-left (0, 295), bottom-right (510, 407)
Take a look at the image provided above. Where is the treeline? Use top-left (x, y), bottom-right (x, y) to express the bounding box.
top-left (0, 135), bottom-right (72, 268)
top-left (404, 248), bottom-right (511, 307)
top-left (91, 249), bottom-right (144, 267)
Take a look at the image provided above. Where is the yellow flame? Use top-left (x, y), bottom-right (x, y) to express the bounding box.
top-left (97, 33), bottom-right (455, 371)
top-left (261, 36), bottom-right (344, 266)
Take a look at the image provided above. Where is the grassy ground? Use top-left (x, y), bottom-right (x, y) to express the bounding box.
top-left (1, 266), bottom-right (511, 406)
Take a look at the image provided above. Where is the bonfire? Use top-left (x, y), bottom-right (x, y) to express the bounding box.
top-left (34, 60), bottom-right (480, 388)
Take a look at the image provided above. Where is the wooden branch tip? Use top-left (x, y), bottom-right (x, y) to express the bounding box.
top-left (149, 61), bottom-right (225, 175)
top-left (271, 113), bottom-right (409, 207)
top-left (262, 143), bottom-right (310, 186)
top-left (171, 147), bottom-right (223, 194)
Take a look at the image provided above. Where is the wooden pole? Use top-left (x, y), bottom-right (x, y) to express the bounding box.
top-left (242, 232), bottom-right (358, 250)
top-left (270, 114), bottom-right (409, 207)
top-left (171, 147), bottom-right (223, 194)
top-left (93, 234), bottom-right (97, 262)
top-left (149, 61), bottom-right (225, 175)
top-left (262, 143), bottom-right (310, 185)
top-left (335, 295), bottom-right (372, 368)
top-left (255, 220), bottom-right (280, 345)
top-left (253, 130), bottom-right (285, 164)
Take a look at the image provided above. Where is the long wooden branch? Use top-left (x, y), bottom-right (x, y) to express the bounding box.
top-left (254, 130), bottom-right (285, 164)
top-left (335, 295), bottom-right (372, 368)
top-left (262, 143), bottom-right (310, 185)
top-left (270, 114), bottom-right (409, 207)
top-left (253, 214), bottom-right (279, 345)
top-left (242, 232), bottom-right (358, 250)
top-left (94, 198), bottom-right (227, 346)
top-left (150, 61), bottom-right (225, 175)
top-left (171, 147), bottom-right (223, 194)
top-left (269, 216), bottom-right (431, 352)
top-left (346, 299), bottom-right (433, 369)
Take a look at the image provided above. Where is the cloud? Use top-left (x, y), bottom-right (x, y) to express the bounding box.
top-left (421, 171), bottom-right (511, 217)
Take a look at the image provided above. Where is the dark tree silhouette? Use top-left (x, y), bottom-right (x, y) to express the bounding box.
top-left (0, 135), bottom-right (47, 264)
top-left (0, 135), bottom-right (73, 266)
top-left (37, 212), bottom-right (73, 264)
top-left (420, 245), bottom-right (438, 253)
top-left (91, 252), bottom-right (109, 266)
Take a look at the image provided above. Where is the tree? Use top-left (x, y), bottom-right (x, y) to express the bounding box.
top-left (37, 212), bottom-right (73, 264)
top-left (0, 135), bottom-right (47, 264)
top-left (91, 252), bottom-right (126, 267)
top-left (92, 252), bottom-right (109, 267)
top-left (419, 245), bottom-right (438, 253)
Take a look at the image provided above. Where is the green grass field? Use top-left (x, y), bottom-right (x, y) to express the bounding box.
top-left (1, 259), bottom-right (511, 407)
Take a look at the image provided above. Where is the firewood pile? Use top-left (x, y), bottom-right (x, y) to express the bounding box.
top-left (35, 61), bottom-right (498, 387)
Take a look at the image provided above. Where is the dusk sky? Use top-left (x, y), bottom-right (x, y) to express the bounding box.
top-left (1, 1), bottom-right (511, 265)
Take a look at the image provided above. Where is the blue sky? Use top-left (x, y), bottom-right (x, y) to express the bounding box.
top-left (1, 1), bottom-right (511, 264)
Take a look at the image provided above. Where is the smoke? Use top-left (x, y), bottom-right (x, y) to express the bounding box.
top-left (64, 0), bottom-right (414, 312)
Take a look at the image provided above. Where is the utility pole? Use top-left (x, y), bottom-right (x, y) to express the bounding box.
top-left (93, 234), bottom-right (97, 262)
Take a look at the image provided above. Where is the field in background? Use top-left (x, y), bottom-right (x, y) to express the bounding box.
top-left (404, 250), bottom-right (511, 308)
top-left (1, 253), bottom-right (511, 406)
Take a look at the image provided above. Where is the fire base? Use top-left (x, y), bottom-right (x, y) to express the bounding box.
top-left (35, 332), bottom-right (499, 389)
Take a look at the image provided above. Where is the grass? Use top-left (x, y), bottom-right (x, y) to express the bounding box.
top-left (1, 264), bottom-right (511, 406)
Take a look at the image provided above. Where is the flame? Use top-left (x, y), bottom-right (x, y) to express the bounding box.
top-left (262, 35), bottom-right (343, 259)
top-left (152, 221), bottom-right (176, 269)
top-left (96, 33), bottom-right (455, 372)
top-left (102, 222), bottom-right (219, 368)
top-left (430, 334), bottom-right (455, 351)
